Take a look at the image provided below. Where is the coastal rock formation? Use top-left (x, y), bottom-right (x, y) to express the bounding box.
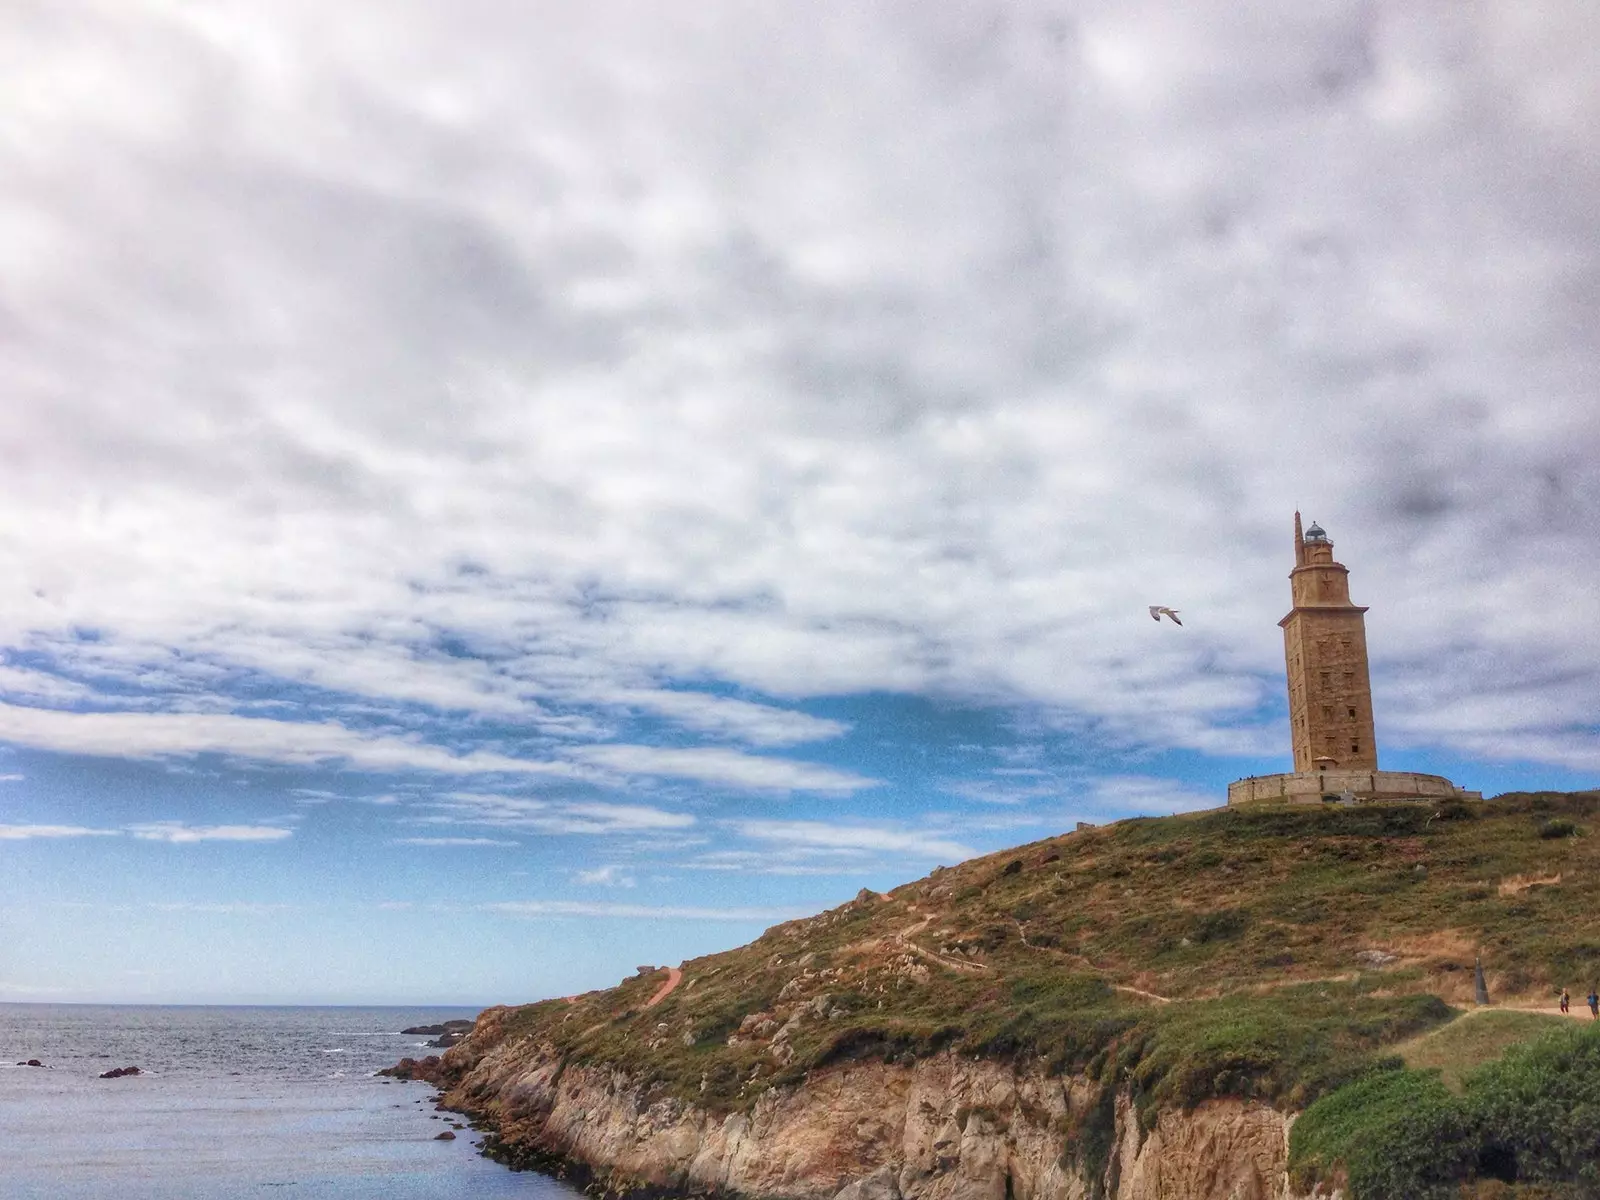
top-left (381, 1055), bottom-right (447, 1084)
top-left (402, 1019), bottom-right (477, 1048)
top-left (431, 1032), bottom-right (1313, 1200)
top-left (98, 1066), bottom-right (141, 1078)
top-left (394, 791), bottom-right (1600, 1197)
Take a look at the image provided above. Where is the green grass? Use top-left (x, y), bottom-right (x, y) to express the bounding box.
top-left (1398, 1011), bottom-right (1572, 1092)
top-left (1291, 1021), bottom-right (1600, 1198)
top-left (446, 790), bottom-right (1600, 1135)
top-left (1289, 1066), bottom-right (1476, 1199)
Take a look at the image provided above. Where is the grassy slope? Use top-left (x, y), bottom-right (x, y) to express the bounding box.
top-left (482, 791), bottom-right (1600, 1124)
top-left (1397, 1011), bottom-right (1573, 1092)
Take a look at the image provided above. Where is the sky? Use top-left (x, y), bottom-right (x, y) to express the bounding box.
top-left (1, 0), bottom-right (1597, 1005)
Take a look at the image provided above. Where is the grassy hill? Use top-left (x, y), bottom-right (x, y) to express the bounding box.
top-left (466, 789), bottom-right (1600, 1196)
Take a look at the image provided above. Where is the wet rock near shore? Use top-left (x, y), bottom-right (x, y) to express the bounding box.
top-left (16, 1059), bottom-right (46, 1068)
top-left (98, 1066), bottom-right (141, 1079)
top-left (380, 1055), bottom-right (446, 1084)
top-left (400, 1019), bottom-right (475, 1048)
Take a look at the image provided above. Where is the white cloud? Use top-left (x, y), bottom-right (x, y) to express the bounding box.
top-left (0, 665), bottom-right (95, 706)
top-left (575, 864), bottom-right (636, 887)
top-left (393, 836), bottom-right (519, 847)
top-left (146, 901), bottom-right (294, 914)
top-left (575, 744), bottom-right (876, 793)
top-left (0, 0), bottom-right (1594, 811)
top-left (942, 776), bottom-right (1066, 806)
top-left (0, 981), bottom-right (83, 997)
top-left (423, 793), bottom-right (697, 836)
top-left (0, 773), bottom-right (23, 782)
top-left (680, 850), bottom-right (868, 876)
top-left (732, 819), bottom-right (977, 862)
top-left (0, 823), bottom-right (118, 840)
top-left (599, 689), bottom-right (848, 747)
top-left (0, 702), bottom-right (589, 776)
top-left (485, 900), bottom-right (802, 921)
top-left (126, 822), bottom-right (294, 844)
top-left (1081, 775), bottom-right (1221, 817)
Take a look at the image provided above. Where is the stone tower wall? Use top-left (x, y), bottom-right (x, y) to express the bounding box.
top-left (1279, 517), bottom-right (1379, 773)
top-left (1281, 610), bottom-right (1379, 771)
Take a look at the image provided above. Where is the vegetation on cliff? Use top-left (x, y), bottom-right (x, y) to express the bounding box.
top-left (1290, 1020), bottom-right (1600, 1198)
top-left (442, 789), bottom-right (1600, 1196)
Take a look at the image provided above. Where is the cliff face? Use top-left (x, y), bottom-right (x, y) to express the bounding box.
top-left (436, 1019), bottom-right (1318, 1200)
top-left (400, 794), bottom-right (1600, 1200)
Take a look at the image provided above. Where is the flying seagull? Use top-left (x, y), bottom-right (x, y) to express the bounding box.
top-left (1148, 606), bottom-right (1182, 626)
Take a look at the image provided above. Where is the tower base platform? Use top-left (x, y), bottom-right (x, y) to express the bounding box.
top-left (1228, 769), bottom-right (1482, 807)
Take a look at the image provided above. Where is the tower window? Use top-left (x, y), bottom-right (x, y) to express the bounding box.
top-left (1343, 672), bottom-right (1354, 684)
top-left (1348, 707), bottom-right (1357, 718)
top-left (1320, 671), bottom-right (1330, 686)
top-left (1351, 742), bottom-right (1360, 753)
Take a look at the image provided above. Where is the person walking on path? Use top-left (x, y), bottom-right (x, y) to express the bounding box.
top-left (1587, 988), bottom-right (1598, 1018)
top-left (1561, 988), bottom-right (1571, 1014)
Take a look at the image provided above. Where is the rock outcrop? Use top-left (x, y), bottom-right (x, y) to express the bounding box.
top-left (402, 1019), bottom-right (478, 1048)
top-left (431, 1030), bottom-right (1318, 1200)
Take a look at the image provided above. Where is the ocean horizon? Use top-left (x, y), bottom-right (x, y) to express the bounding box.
top-left (0, 1002), bottom-right (577, 1199)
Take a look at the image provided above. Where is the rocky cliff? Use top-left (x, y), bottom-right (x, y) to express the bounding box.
top-left (422, 1011), bottom-right (1317, 1200)
top-left (396, 792), bottom-right (1600, 1200)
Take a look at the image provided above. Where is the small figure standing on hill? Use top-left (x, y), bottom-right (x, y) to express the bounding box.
top-left (1587, 989), bottom-right (1598, 1018)
top-left (1560, 988), bottom-right (1570, 1014)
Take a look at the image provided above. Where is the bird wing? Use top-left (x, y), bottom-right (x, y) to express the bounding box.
top-left (1148, 606), bottom-right (1161, 620)
top-left (1168, 612), bottom-right (1182, 625)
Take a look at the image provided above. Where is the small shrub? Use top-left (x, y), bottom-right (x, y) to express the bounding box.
top-left (1466, 1024), bottom-right (1600, 1189)
top-left (1539, 819), bottom-right (1578, 840)
top-left (1293, 1022), bottom-right (1600, 1197)
top-left (1290, 1067), bottom-right (1476, 1199)
top-left (1189, 908), bottom-right (1251, 944)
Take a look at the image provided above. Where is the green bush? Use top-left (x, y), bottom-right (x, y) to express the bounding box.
top-left (1467, 1025), bottom-right (1600, 1190)
top-left (1292, 1024), bottom-right (1600, 1198)
top-left (1291, 1067), bottom-right (1477, 1199)
top-left (1189, 908), bottom-right (1251, 943)
top-left (1538, 819), bottom-right (1578, 840)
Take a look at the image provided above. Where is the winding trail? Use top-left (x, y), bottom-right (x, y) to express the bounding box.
top-left (645, 966), bottom-right (683, 1008)
top-left (1111, 984), bottom-right (1172, 1004)
top-left (1461, 1001), bottom-right (1596, 1022)
top-left (896, 908), bottom-right (989, 974)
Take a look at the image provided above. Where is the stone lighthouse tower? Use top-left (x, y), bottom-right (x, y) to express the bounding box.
top-left (1280, 513), bottom-right (1378, 773)
top-left (1226, 514), bottom-right (1480, 806)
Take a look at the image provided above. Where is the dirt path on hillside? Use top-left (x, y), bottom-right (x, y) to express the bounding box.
top-left (1463, 1001), bottom-right (1597, 1021)
top-left (1111, 984), bottom-right (1173, 1004)
top-left (644, 966), bottom-right (683, 1008)
top-left (896, 908), bottom-right (989, 974)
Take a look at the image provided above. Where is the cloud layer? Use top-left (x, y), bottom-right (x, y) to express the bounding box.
top-left (1, 2), bottom-right (1597, 1005)
top-left (2, 0), bottom-right (1597, 789)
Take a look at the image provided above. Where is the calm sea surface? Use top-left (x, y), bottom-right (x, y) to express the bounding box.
top-left (0, 1004), bottom-right (580, 1200)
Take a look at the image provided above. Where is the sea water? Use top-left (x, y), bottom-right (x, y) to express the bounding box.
top-left (0, 1004), bottom-right (579, 1200)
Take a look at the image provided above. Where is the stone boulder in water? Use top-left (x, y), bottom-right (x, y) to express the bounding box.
top-left (99, 1066), bottom-right (141, 1079)
top-left (380, 1056), bottom-right (445, 1083)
